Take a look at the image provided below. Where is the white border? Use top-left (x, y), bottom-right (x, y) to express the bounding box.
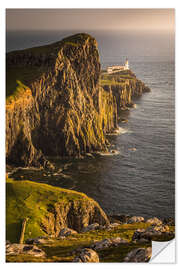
top-left (1, 1), bottom-right (179, 269)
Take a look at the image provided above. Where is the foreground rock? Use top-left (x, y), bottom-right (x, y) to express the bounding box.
top-left (6, 243), bottom-right (46, 257)
top-left (59, 228), bottom-right (78, 237)
top-left (124, 247), bottom-right (152, 262)
top-left (26, 237), bottom-right (54, 245)
top-left (109, 214), bottom-right (131, 224)
top-left (132, 224), bottom-right (173, 242)
top-left (127, 216), bottom-right (144, 224)
top-left (91, 237), bottom-right (128, 250)
top-left (146, 217), bottom-right (162, 226)
top-left (73, 248), bottom-right (99, 262)
top-left (81, 223), bottom-right (100, 233)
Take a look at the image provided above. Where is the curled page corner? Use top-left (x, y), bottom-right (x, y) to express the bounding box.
top-left (149, 239), bottom-right (175, 263)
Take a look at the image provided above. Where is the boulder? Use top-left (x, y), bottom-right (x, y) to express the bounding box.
top-left (127, 216), bottom-right (144, 224)
top-left (151, 225), bottom-right (170, 233)
top-left (92, 237), bottom-right (128, 250)
top-left (81, 223), bottom-right (100, 233)
top-left (26, 236), bottom-right (54, 245)
top-left (92, 239), bottom-right (112, 250)
top-left (109, 214), bottom-right (131, 224)
top-left (132, 229), bottom-right (146, 242)
top-left (132, 225), bottom-right (171, 242)
top-left (107, 223), bottom-right (120, 230)
top-left (124, 247), bottom-right (152, 262)
top-left (73, 248), bottom-right (99, 262)
top-left (59, 228), bottom-right (78, 237)
top-left (146, 217), bottom-right (162, 226)
top-left (6, 243), bottom-right (46, 257)
top-left (110, 237), bottom-right (128, 246)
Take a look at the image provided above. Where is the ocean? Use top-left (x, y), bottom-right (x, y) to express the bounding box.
top-left (6, 30), bottom-right (175, 219)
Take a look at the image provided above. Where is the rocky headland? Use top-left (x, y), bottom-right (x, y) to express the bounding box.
top-left (6, 33), bottom-right (174, 263)
top-left (6, 33), bottom-right (150, 169)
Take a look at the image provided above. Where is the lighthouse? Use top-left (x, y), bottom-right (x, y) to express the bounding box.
top-left (125, 58), bottom-right (129, 70)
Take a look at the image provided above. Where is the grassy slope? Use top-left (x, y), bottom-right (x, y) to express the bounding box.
top-left (6, 178), bottom-right (95, 243)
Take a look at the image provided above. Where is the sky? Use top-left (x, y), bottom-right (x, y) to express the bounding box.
top-left (6, 9), bottom-right (175, 32)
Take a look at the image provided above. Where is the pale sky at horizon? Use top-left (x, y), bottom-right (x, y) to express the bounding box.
top-left (6, 9), bottom-right (175, 32)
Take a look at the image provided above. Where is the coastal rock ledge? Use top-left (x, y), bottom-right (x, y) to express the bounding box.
top-left (6, 33), bottom-right (150, 168)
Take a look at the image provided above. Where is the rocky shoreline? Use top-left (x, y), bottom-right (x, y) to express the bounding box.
top-left (6, 178), bottom-right (174, 263)
top-left (6, 211), bottom-right (174, 262)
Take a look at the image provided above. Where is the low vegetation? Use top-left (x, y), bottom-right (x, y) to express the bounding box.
top-left (6, 178), bottom-right (101, 243)
top-left (100, 70), bottom-right (136, 88)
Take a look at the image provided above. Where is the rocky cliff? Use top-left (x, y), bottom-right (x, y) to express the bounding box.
top-left (6, 179), bottom-right (109, 242)
top-left (6, 33), bottom-right (150, 168)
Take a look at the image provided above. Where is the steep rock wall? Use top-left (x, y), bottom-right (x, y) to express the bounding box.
top-left (6, 34), bottom-right (117, 167)
top-left (6, 33), bottom-right (149, 168)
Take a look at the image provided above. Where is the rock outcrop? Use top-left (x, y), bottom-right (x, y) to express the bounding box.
top-left (73, 248), bottom-right (99, 262)
top-left (124, 247), bottom-right (152, 262)
top-left (6, 243), bottom-right (46, 257)
top-left (6, 33), bottom-right (150, 168)
top-left (132, 225), bottom-right (174, 242)
top-left (91, 237), bottom-right (128, 250)
top-left (127, 216), bottom-right (144, 224)
top-left (146, 217), bottom-right (162, 226)
top-left (59, 228), bottom-right (78, 237)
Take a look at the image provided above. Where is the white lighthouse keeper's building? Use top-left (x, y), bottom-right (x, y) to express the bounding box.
top-left (107, 59), bottom-right (129, 74)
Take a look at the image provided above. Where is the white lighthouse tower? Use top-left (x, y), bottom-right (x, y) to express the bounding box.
top-left (125, 58), bottom-right (129, 70)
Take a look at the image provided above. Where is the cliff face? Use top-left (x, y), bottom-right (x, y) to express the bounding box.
top-left (6, 179), bottom-right (109, 242)
top-left (6, 33), bottom-right (149, 168)
top-left (100, 70), bottom-right (150, 115)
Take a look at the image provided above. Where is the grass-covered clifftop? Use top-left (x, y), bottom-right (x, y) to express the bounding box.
top-left (6, 33), bottom-right (150, 169)
top-left (100, 70), bottom-right (150, 114)
top-left (6, 179), bottom-right (174, 263)
top-left (6, 178), bottom-right (109, 243)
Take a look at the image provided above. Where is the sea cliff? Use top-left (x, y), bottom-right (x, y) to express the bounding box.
top-left (6, 33), bottom-right (150, 169)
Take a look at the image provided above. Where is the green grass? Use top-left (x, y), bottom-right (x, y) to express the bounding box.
top-left (100, 69), bottom-right (136, 88)
top-left (6, 178), bottom-right (95, 243)
top-left (6, 223), bottom-right (153, 262)
top-left (6, 65), bottom-right (46, 103)
top-left (100, 79), bottom-right (125, 87)
top-left (6, 220), bottom-right (175, 262)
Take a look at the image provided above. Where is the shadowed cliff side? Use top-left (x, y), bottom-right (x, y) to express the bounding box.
top-left (6, 33), bottom-right (118, 168)
top-left (6, 33), bottom-right (149, 168)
